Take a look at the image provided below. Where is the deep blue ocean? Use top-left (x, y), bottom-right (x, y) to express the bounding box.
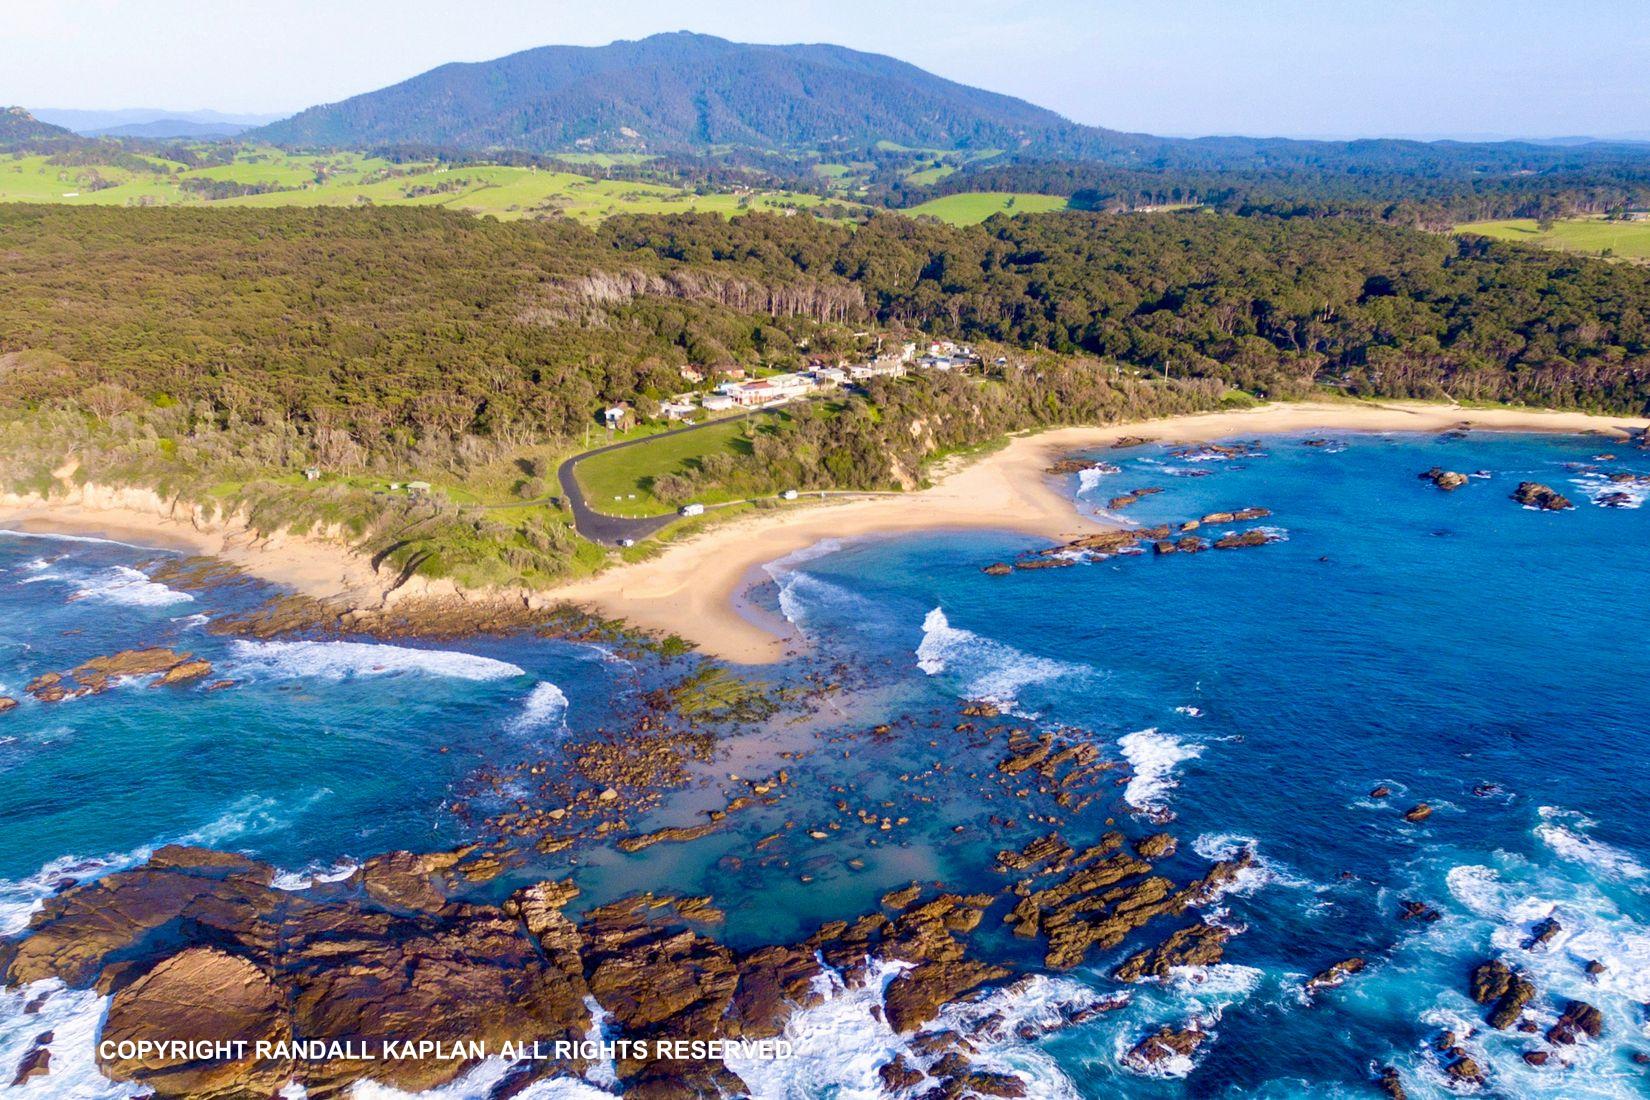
top-left (3, 431), bottom-right (1648, 1099)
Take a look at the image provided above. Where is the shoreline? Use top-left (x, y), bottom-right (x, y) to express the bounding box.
top-left (2, 401), bottom-right (1644, 662)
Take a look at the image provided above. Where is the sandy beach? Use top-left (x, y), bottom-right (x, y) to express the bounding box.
top-left (554, 401), bottom-right (1648, 661)
top-left (2, 401), bottom-right (1643, 661)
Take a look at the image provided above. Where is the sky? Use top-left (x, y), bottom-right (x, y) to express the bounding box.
top-left (6, 0), bottom-right (1649, 139)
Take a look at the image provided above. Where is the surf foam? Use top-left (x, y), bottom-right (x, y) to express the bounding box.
top-left (916, 607), bottom-right (1079, 707)
top-left (227, 640), bottom-right (524, 683)
top-left (1117, 727), bottom-right (1201, 815)
top-left (507, 681), bottom-right (571, 734)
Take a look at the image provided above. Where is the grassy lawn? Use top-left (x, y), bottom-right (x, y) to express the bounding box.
top-left (906, 191), bottom-right (1069, 225)
top-left (1456, 217), bottom-right (1650, 261)
top-left (574, 419), bottom-right (757, 517)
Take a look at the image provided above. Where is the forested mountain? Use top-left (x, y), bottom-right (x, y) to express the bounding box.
top-left (250, 31), bottom-right (1650, 190)
top-left (253, 32), bottom-right (1111, 155)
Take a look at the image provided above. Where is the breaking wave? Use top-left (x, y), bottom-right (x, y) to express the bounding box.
top-left (507, 681), bottom-right (571, 734)
top-left (270, 860), bottom-right (360, 892)
top-left (0, 529), bottom-right (155, 551)
top-left (0, 980), bottom-right (145, 1098)
top-left (1117, 727), bottom-right (1201, 815)
top-left (1534, 807), bottom-right (1648, 882)
top-left (226, 640), bottom-right (524, 683)
top-left (916, 607), bottom-right (1080, 707)
top-left (0, 794), bottom-right (313, 934)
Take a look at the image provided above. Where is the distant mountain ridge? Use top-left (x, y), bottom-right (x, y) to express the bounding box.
top-left (32, 108), bottom-right (283, 134)
top-left (86, 120), bottom-right (251, 139)
top-left (0, 107), bottom-right (75, 145)
top-left (253, 31), bottom-right (1127, 155)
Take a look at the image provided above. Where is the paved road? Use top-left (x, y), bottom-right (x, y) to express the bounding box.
top-left (555, 411), bottom-right (899, 545)
top-left (556, 413), bottom-right (763, 545)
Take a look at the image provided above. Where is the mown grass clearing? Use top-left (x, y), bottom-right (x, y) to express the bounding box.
top-left (574, 419), bottom-right (757, 516)
top-left (906, 191), bottom-right (1068, 225)
top-left (1456, 217), bottom-right (1650, 260)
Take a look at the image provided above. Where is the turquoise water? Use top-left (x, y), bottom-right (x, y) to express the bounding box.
top-left (3, 431), bottom-right (1648, 1098)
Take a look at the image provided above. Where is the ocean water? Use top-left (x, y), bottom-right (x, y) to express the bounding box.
top-left (2, 431), bottom-right (1648, 1098)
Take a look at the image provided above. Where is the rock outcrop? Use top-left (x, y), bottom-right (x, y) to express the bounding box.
top-left (1303, 957), bottom-right (1366, 999)
top-left (1512, 482), bottom-right (1573, 510)
top-left (1123, 1022), bottom-right (1207, 1073)
top-left (100, 949), bottom-right (293, 1099)
top-left (1468, 958), bottom-right (1536, 1029)
top-left (1420, 467), bottom-right (1469, 491)
top-left (1112, 922), bottom-right (1230, 982)
top-left (26, 648), bottom-right (212, 702)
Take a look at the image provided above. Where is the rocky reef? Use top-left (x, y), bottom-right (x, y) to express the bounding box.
top-left (1, 820), bottom-right (1259, 1098)
top-left (1511, 482), bottom-right (1573, 511)
top-left (25, 647), bottom-right (212, 702)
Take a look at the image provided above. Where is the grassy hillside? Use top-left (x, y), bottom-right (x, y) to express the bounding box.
top-left (906, 191), bottom-right (1069, 225)
top-left (1456, 216), bottom-right (1650, 261)
top-left (0, 146), bottom-right (847, 222)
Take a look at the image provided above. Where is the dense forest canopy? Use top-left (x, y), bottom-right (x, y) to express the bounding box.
top-left (881, 159), bottom-right (1650, 227)
top-left (2, 203), bottom-right (1647, 461)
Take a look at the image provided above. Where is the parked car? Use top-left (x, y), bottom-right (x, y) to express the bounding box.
top-left (618, 538), bottom-right (635, 547)
top-left (679, 503), bottom-right (705, 517)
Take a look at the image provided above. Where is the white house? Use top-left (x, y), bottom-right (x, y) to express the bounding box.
top-left (660, 401), bottom-right (697, 421)
top-left (700, 393), bottom-right (735, 412)
top-left (850, 360), bottom-right (906, 380)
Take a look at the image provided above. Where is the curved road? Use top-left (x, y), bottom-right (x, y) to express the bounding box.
top-left (556, 413), bottom-right (764, 545)
top-left (556, 410), bottom-right (899, 545)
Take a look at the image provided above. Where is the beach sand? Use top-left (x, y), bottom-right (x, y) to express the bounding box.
top-left (554, 401), bottom-right (1648, 662)
top-left (2, 402), bottom-right (1643, 661)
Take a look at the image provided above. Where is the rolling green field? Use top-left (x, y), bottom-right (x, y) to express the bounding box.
top-left (574, 418), bottom-right (756, 517)
top-left (905, 191), bottom-right (1069, 225)
top-left (0, 146), bottom-right (851, 222)
top-left (1456, 217), bottom-right (1650, 260)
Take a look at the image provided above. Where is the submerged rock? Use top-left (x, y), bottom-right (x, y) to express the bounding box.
top-left (1398, 900), bottom-right (1442, 923)
top-left (10, 1038), bottom-right (50, 1087)
top-left (1524, 916), bottom-right (1562, 950)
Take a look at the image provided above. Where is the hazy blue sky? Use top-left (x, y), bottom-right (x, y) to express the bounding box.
top-left (8, 0), bottom-right (1649, 138)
